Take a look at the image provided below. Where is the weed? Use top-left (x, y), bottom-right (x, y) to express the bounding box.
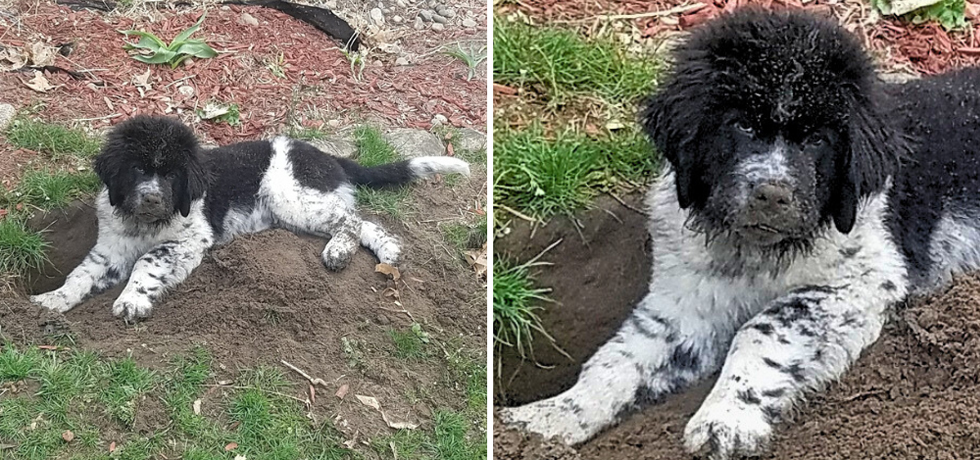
top-left (0, 218), bottom-right (48, 276)
top-left (266, 51), bottom-right (287, 78)
top-left (121, 14), bottom-right (218, 68)
top-left (444, 43), bottom-right (487, 81)
top-left (342, 49), bottom-right (367, 81)
top-left (100, 357), bottom-right (156, 426)
top-left (494, 125), bottom-right (656, 219)
top-left (5, 118), bottom-right (101, 158)
top-left (493, 20), bottom-right (662, 104)
top-left (442, 215), bottom-right (488, 250)
top-left (873, 0), bottom-right (967, 29)
top-left (341, 337), bottom-right (366, 370)
top-left (493, 256), bottom-right (557, 359)
top-left (288, 126), bottom-right (330, 141)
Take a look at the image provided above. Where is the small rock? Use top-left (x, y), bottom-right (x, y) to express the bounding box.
top-left (432, 13), bottom-right (448, 24)
top-left (457, 128), bottom-right (486, 151)
top-left (427, 0), bottom-right (437, 7)
top-left (395, 57), bottom-right (409, 66)
top-left (392, 15), bottom-right (403, 23)
top-left (462, 18), bottom-right (477, 28)
top-left (431, 22), bottom-right (445, 31)
top-left (383, 8), bottom-right (392, 14)
top-left (395, 0), bottom-right (406, 6)
top-left (418, 9), bottom-right (433, 21)
top-left (437, 6), bottom-right (455, 18)
top-left (431, 113), bottom-right (448, 126)
top-left (370, 7), bottom-right (384, 25)
top-left (413, 17), bottom-right (424, 29)
top-left (178, 85), bottom-right (194, 97)
top-left (240, 12), bottom-right (259, 26)
top-left (325, 0), bottom-right (336, 7)
top-left (308, 138), bottom-right (357, 159)
top-left (0, 103), bottom-right (15, 131)
top-left (384, 128), bottom-right (444, 158)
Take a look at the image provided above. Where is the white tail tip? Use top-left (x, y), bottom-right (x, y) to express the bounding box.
top-left (409, 157), bottom-right (471, 178)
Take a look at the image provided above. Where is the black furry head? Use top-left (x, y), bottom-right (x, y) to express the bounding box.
top-left (94, 116), bottom-right (210, 222)
top-left (641, 8), bottom-right (905, 250)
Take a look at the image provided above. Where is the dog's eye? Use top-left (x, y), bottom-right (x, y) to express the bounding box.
top-left (806, 134), bottom-right (827, 147)
top-left (733, 121), bottom-right (754, 135)
top-left (135, 166), bottom-right (146, 174)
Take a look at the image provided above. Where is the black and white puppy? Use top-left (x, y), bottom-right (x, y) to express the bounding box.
top-left (502, 8), bottom-right (980, 459)
top-left (30, 116), bottom-right (469, 321)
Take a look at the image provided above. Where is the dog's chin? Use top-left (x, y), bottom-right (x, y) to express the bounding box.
top-left (734, 224), bottom-right (791, 247)
top-left (129, 208), bottom-right (175, 225)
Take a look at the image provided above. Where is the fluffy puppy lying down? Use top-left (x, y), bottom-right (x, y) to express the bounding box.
top-left (502, 8), bottom-right (980, 459)
top-left (31, 116), bottom-right (469, 321)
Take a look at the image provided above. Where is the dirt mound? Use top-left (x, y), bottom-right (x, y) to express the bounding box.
top-left (494, 193), bottom-right (980, 459)
top-left (1, 178), bottom-right (486, 445)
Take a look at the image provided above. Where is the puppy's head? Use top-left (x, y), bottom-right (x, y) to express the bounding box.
top-left (94, 116), bottom-right (209, 224)
top-left (642, 8), bottom-right (904, 249)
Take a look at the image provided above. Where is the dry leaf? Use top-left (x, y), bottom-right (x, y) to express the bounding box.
top-left (375, 263), bottom-right (401, 280)
top-left (228, 420), bottom-right (241, 430)
top-left (355, 394), bottom-right (380, 411)
top-left (309, 384), bottom-right (316, 404)
top-left (0, 47), bottom-right (28, 71)
top-left (193, 399), bottom-right (202, 415)
top-left (30, 42), bottom-right (57, 67)
top-left (463, 243), bottom-right (487, 277)
top-left (224, 442), bottom-right (238, 451)
top-left (336, 384), bottom-right (349, 399)
top-left (109, 442), bottom-right (116, 452)
top-left (61, 430), bottom-right (74, 442)
top-left (23, 71), bottom-right (57, 93)
top-left (234, 455), bottom-right (247, 460)
top-left (381, 411), bottom-right (418, 430)
top-left (447, 142), bottom-right (455, 157)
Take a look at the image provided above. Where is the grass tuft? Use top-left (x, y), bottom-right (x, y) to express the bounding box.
top-left (354, 125), bottom-right (400, 167)
top-left (493, 20), bottom-right (662, 104)
top-left (492, 257), bottom-right (554, 358)
top-left (389, 323), bottom-right (430, 361)
top-left (0, 218), bottom-right (49, 276)
top-left (494, 125), bottom-right (657, 219)
top-left (357, 186), bottom-right (410, 219)
top-left (5, 118), bottom-right (101, 158)
top-left (4, 169), bottom-right (102, 210)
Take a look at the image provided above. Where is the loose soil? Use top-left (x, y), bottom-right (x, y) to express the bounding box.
top-left (494, 193), bottom-right (980, 459)
top-left (1, 176), bottom-right (487, 455)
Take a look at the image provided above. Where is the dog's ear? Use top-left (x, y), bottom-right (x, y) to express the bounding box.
top-left (831, 89), bottom-right (904, 234)
top-left (640, 81), bottom-right (705, 209)
top-left (93, 149), bottom-right (126, 208)
top-left (173, 152), bottom-right (209, 217)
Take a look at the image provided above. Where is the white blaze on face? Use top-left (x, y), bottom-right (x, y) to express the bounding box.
top-left (737, 143), bottom-right (793, 185)
top-left (136, 176), bottom-right (162, 197)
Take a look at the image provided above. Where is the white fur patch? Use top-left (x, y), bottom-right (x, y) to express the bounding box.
top-left (409, 157), bottom-right (471, 178)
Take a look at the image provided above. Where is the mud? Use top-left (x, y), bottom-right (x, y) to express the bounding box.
top-left (494, 193), bottom-right (980, 459)
top-left (1, 176), bottom-right (487, 449)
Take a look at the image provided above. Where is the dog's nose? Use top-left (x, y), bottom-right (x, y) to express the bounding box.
top-left (142, 194), bottom-right (163, 207)
top-left (751, 182), bottom-right (793, 210)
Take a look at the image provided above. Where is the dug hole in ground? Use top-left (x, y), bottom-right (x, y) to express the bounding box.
top-left (494, 194), bottom-right (980, 460)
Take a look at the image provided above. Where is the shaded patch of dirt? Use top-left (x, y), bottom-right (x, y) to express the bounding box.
top-left (1, 174), bottom-right (486, 452)
top-left (132, 395), bottom-right (170, 435)
top-left (493, 192), bottom-right (980, 459)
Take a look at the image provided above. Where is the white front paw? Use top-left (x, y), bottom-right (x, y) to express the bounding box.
top-left (30, 291), bottom-right (76, 313)
top-left (684, 400), bottom-right (773, 460)
top-left (500, 401), bottom-right (595, 446)
top-left (112, 294), bottom-right (154, 322)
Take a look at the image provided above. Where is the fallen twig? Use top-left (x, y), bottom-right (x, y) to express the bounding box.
top-left (281, 359), bottom-right (331, 389)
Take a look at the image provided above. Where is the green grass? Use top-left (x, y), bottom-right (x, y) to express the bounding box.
top-left (492, 257), bottom-right (554, 358)
top-left (353, 125), bottom-right (399, 167)
top-left (389, 323), bottom-right (430, 361)
top-left (357, 187), bottom-right (410, 219)
top-left (288, 126), bottom-right (331, 141)
top-left (5, 118), bottom-right (101, 158)
top-left (372, 410), bottom-right (485, 460)
top-left (873, 0), bottom-right (967, 29)
top-left (494, 125), bottom-right (657, 220)
top-left (3, 169), bottom-right (102, 211)
top-left (0, 345), bottom-right (355, 460)
top-left (493, 20), bottom-right (662, 104)
top-left (0, 218), bottom-right (48, 276)
top-left (442, 215), bottom-right (488, 251)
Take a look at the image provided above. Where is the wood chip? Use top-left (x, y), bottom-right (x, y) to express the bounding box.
top-left (224, 442), bottom-right (238, 451)
top-left (375, 263), bottom-right (401, 280)
top-left (193, 399), bottom-right (202, 415)
top-left (355, 394), bottom-right (380, 411)
top-left (335, 384), bottom-right (349, 399)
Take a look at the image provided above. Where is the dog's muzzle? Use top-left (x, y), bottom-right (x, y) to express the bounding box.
top-left (736, 180), bottom-right (803, 245)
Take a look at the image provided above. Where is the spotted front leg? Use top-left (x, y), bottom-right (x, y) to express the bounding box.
top-left (112, 238), bottom-right (209, 321)
top-left (684, 283), bottom-right (903, 459)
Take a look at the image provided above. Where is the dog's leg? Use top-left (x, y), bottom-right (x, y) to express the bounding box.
top-left (360, 221), bottom-right (401, 265)
top-left (112, 238), bottom-right (209, 321)
top-left (30, 242), bottom-right (137, 313)
top-left (500, 276), bottom-right (736, 445)
top-left (684, 281), bottom-right (904, 459)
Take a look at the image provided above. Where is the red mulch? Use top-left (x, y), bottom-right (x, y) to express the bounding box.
top-left (0, 0), bottom-right (486, 145)
top-left (498, 0), bottom-right (980, 75)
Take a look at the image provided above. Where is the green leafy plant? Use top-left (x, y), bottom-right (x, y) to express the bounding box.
top-left (196, 102), bottom-right (241, 126)
top-left (444, 43), bottom-right (487, 81)
top-left (871, 0), bottom-right (967, 30)
top-left (121, 14), bottom-right (218, 68)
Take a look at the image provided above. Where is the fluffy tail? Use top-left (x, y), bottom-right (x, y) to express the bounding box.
top-left (337, 157), bottom-right (470, 188)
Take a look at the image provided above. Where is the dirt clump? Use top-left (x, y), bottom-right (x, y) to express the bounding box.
top-left (494, 193), bottom-right (980, 459)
